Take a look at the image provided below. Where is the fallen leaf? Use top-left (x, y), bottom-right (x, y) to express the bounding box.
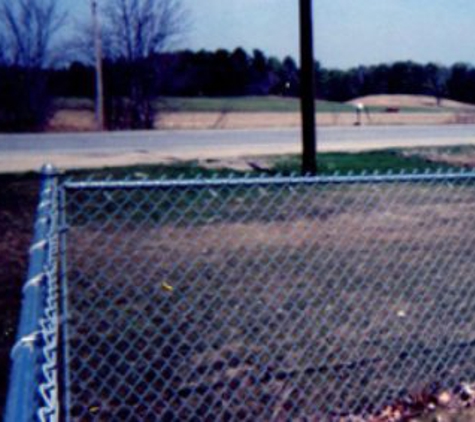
top-left (161, 282), bottom-right (174, 292)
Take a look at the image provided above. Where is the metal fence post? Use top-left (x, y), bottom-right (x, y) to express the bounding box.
top-left (4, 164), bottom-right (58, 422)
top-left (58, 183), bottom-right (72, 422)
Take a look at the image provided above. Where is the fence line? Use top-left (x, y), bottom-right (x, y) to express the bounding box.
top-left (63, 169), bottom-right (475, 191)
top-left (7, 169), bottom-right (475, 421)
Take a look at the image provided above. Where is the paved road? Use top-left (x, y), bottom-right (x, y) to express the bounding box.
top-left (1, 124), bottom-right (475, 172)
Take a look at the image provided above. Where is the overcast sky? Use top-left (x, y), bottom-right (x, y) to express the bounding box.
top-left (64, 0), bottom-right (475, 68)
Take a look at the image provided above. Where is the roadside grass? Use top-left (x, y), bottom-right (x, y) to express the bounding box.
top-left (273, 149), bottom-right (456, 175)
top-left (66, 148), bottom-right (461, 181)
top-left (66, 161), bottom-right (252, 180)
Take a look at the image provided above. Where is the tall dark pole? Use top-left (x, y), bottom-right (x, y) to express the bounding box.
top-left (299, 0), bottom-right (317, 175)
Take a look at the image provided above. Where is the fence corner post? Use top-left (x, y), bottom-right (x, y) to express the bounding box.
top-left (41, 163), bottom-right (59, 179)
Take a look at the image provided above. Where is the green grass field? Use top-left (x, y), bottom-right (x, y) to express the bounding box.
top-left (157, 96), bottom-right (355, 113)
top-left (54, 96), bottom-right (444, 114)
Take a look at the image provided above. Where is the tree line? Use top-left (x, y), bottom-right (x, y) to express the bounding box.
top-left (2, 0), bottom-right (475, 132)
top-left (52, 50), bottom-right (475, 105)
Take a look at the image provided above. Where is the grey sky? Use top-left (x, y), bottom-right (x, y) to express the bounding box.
top-left (64, 0), bottom-right (475, 68)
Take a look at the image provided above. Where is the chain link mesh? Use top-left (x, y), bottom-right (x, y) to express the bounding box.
top-left (60, 173), bottom-right (475, 421)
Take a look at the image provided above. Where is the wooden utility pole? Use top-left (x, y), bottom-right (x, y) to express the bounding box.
top-left (91, 0), bottom-right (105, 130)
top-left (299, 0), bottom-right (317, 175)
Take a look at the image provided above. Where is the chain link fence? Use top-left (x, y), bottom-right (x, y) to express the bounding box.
top-left (7, 171), bottom-right (475, 421)
top-left (56, 172), bottom-right (475, 421)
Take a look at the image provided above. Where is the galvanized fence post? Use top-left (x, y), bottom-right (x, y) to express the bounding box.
top-left (58, 182), bottom-right (72, 422)
top-left (4, 164), bottom-right (58, 422)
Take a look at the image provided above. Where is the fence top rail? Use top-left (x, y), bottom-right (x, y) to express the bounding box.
top-left (63, 170), bottom-right (475, 191)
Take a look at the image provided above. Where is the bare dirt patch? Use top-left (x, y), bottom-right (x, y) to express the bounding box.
top-left (47, 109), bottom-right (464, 132)
top-left (64, 181), bottom-right (475, 420)
top-left (348, 94), bottom-right (475, 111)
top-left (47, 110), bottom-right (97, 132)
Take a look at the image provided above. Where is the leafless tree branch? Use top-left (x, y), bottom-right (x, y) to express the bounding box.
top-left (0, 0), bottom-right (68, 131)
top-left (90, 0), bottom-right (189, 129)
top-left (102, 0), bottom-right (187, 62)
top-left (0, 0), bottom-right (67, 68)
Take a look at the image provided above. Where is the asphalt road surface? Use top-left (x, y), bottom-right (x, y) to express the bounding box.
top-left (1, 124), bottom-right (475, 172)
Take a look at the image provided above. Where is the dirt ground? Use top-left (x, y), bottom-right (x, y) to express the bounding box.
top-left (48, 109), bottom-right (475, 132)
top-left (63, 179), bottom-right (475, 420)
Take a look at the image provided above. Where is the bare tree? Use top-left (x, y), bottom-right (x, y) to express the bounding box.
top-left (103, 0), bottom-right (185, 61)
top-left (0, 0), bottom-right (66, 68)
top-left (0, 0), bottom-right (67, 131)
top-left (100, 0), bottom-right (187, 129)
